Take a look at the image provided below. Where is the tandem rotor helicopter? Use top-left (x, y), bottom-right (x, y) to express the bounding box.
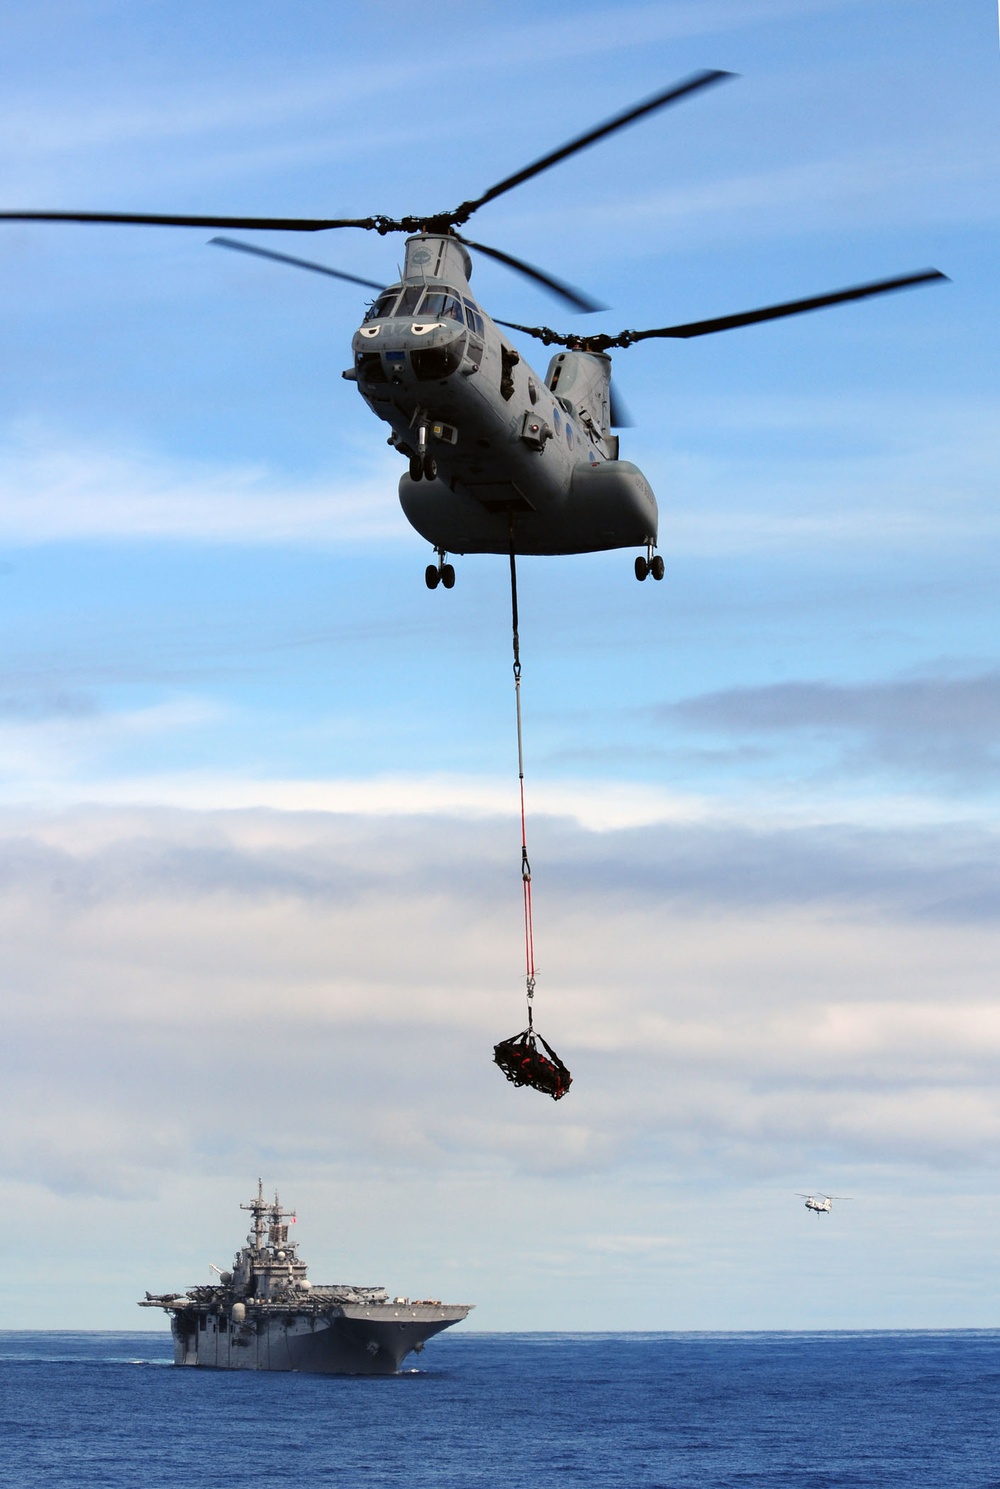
top-left (0, 70), bottom-right (946, 588)
top-left (798, 1193), bottom-right (852, 1215)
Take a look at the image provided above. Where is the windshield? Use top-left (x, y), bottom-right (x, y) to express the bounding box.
top-left (364, 289), bottom-right (400, 323)
top-left (363, 285), bottom-right (467, 325)
top-left (415, 289), bottom-right (465, 324)
top-left (394, 286), bottom-right (423, 317)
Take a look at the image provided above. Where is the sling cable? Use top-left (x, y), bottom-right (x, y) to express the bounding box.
top-left (492, 540), bottom-right (572, 1100)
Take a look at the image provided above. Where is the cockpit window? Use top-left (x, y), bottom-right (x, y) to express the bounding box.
top-left (395, 286), bottom-right (424, 318)
top-left (464, 300), bottom-right (485, 336)
top-left (416, 289), bottom-right (465, 324)
top-left (364, 290), bottom-right (399, 323)
top-left (367, 284), bottom-right (467, 324)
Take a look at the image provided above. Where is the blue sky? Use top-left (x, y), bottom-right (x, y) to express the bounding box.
top-left (2, 0), bottom-right (1000, 1332)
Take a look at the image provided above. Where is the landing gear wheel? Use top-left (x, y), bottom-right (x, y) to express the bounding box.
top-left (440, 563), bottom-right (456, 589)
top-left (422, 454), bottom-right (438, 481)
top-left (634, 556), bottom-right (649, 581)
top-left (425, 564), bottom-right (440, 590)
top-left (409, 455), bottom-right (423, 481)
top-left (650, 554), bottom-right (665, 581)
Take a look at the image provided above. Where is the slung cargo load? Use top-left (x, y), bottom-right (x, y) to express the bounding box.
top-left (494, 1026), bottom-right (572, 1101)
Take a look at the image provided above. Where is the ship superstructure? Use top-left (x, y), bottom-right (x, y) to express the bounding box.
top-left (139, 1181), bottom-right (473, 1374)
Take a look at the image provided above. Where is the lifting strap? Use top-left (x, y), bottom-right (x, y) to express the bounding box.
top-left (508, 539), bottom-right (535, 1030)
top-left (494, 529), bottom-right (571, 1100)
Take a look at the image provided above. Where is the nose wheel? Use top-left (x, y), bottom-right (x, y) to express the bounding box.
top-left (634, 547), bottom-right (664, 582)
top-left (409, 453), bottom-right (438, 481)
top-left (425, 550), bottom-right (456, 589)
top-left (409, 422), bottom-right (439, 482)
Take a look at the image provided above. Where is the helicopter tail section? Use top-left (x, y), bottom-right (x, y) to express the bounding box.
top-left (567, 459), bottom-right (658, 551)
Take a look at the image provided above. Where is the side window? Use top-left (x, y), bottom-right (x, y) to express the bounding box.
top-left (565, 421), bottom-right (574, 448)
top-left (463, 300), bottom-right (485, 336)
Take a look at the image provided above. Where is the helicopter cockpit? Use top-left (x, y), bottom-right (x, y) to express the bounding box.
top-left (355, 283), bottom-right (489, 386)
top-left (364, 285), bottom-right (467, 325)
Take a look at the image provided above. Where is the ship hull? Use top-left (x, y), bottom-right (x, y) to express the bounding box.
top-left (170, 1304), bottom-right (467, 1375)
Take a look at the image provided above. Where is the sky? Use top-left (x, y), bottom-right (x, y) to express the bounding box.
top-left (1, 0), bottom-right (999, 1333)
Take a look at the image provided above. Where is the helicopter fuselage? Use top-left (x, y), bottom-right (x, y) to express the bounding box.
top-left (347, 235), bottom-right (658, 559)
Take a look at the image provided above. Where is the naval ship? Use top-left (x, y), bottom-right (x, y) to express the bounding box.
top-left (139, 1181), bottom-right (473, 1374)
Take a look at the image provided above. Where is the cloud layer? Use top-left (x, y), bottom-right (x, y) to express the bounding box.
top-left (5, 801), bottom-right (1000, 1219)
top-left (659, 670), bottom-right (1000, 787)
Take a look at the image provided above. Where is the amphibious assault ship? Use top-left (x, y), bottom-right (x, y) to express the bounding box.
top-left (139, 1181), bottom-right (473, 1374)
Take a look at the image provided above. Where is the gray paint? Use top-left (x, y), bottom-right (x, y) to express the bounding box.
top-left (347, 235), bottom-right (659, 558)
top-left (139, 1182), bottom-right (473, 1375)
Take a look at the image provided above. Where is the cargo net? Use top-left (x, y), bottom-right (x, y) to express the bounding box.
top-left (493, 1026), bottom-right (572, 1101)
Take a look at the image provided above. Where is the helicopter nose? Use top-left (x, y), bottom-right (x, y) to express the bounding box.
top-left (352, 320), bottom-right (467, 384)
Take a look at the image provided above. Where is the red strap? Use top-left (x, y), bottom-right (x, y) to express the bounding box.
top-left (510, 543), bottom-right (536, 1027)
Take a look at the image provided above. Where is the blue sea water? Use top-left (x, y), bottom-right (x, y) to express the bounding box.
top-left (1, 1329), bottom-right (997, 1488)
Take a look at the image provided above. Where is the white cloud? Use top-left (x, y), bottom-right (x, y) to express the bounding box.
top-left (658, 670), bottom-right (1000, 787)
top-left (640, 394), bottom-right (1000, 557)
top-left (0, 695), bottom-right (222, 785)
top-left (3, 794), bottom-right (1000, 1327)
top-left (0, 425), bottom-right (403, 543)
top-left (0, 764), bottom-right (992, 835)
top-left (0, 389), bottom-right (995, 554)
top-left (4, 802), bottom-right (1000, 1198)
top-left (0, 55), bottom-right (437, 162)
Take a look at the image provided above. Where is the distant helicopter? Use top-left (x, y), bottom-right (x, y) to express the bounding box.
top-left (798, 1193), bottom-right (852, 1215)
top-left (0, 72), bottom-right (946, 587)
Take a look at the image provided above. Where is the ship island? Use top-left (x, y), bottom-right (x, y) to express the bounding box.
top-left (139, 1181), bottom-right (474, 1374)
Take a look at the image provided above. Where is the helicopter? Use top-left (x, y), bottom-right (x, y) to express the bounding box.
top-left (0, 71), bottom-right (946, 588)
top-left (798, 1193), bottom-right (852, 1215)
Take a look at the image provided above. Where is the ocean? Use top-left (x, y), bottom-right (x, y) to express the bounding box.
top-left (2, 1329), bottom-right (997, 1487)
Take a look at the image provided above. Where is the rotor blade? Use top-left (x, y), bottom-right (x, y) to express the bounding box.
top-left (457, 235), bottom-right (604, 314)
top-left (449, 70), bottom-right (734, 224)
top-left (497, 319), bottom-right (634, 426)
top-left (609, 380), bottom-right (633, 429)
top-left (209, 236), bottom-right (385, 290)
top-left (498, 269), bottom-right (948, 351)
top-left (493, 319), bottom-right (572, 346)
top-left (0, 209), bottom-right (385, 231)
top-left (624, 269), bottom-right (949, 342)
